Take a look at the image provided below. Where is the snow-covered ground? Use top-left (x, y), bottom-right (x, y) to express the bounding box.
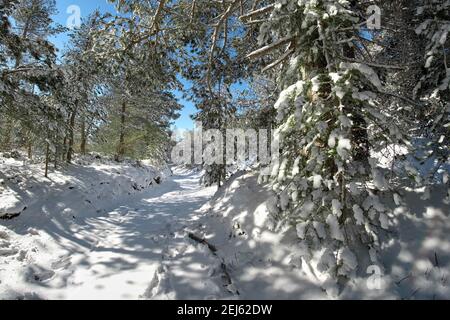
top-left (1, 154), bottom-right (449, 300)
top-left (197, 171), bottom-right (450, 300)
top-left (0, 157), bottom-right (223, 299)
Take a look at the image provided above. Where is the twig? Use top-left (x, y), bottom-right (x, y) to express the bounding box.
top-left (246, 35), bottom-right (295, 60)
top-left (262, 47), bottom-right (294, 72)
top-left (239, 3), bottom-right (275, 21)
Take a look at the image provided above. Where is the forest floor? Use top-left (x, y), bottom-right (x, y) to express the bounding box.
top-left (0, 155), bottom-right (449, 300)
top-left (0, 161), bottom-right (233, 299)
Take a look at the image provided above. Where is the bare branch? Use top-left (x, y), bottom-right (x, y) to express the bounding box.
top-left (239, 3), bottom-right (275, 21)
top-left (262, 47), bottom-right (295, 72)
top-left (246, 35), bottom-right (295, 60)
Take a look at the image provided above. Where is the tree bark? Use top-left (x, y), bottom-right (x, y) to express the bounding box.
top-left (80, 115), bottom-right (87, 155)
top-left (67, 107), bottom-right (77, 164)
top-left (27, 141), bottom-right (32, 160)
top-left (343, 38), bottom-right (370, 164)
top-left (44, 141), bottom-right (50, 178)
top-left (115, 100), bottom-right (127, 162)
top-left (2, 121), bottom-right (13, 151)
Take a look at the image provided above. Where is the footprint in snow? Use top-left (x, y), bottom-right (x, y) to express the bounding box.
top-left (25, 264), bottom-right (55, 283)
top-left (0, 247), bottom-right (18, 257)
top-left (51, 255), bottom-right (72, 270)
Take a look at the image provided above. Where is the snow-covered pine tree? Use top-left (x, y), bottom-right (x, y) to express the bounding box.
top-left (247, 0), bottom-right (408, 292)
top-left (176, 0), bottom-right (261, 187)
top-left (88, 1), bottom-right (182, 162)
top-left (62, 13), bottom-right (105, 163)
top-left (414, 0), bottom-right (450, 200)
top-left (0, 0), bottom-right (65, 164)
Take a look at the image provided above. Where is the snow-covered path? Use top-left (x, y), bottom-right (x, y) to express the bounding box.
top-left (0, 168), bottom-right (231, 300)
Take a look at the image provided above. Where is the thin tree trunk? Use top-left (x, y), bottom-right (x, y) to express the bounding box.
top-left (62, 136), bottom-right (67, 161)
top-left (115, 100), bottom-right (127, 162)
top-left (2, 120), bottom-right (13, 151)
top-left (343, 32), bottom-right (370, 163)
top-left (80, 115), bottom-right (87, 155)
top-left (27, 141), bottom-right (32, 160)
top-left (45, 141), bottom-right (50, 178)
top-left (54, 144), bottom-right (58, 170)
top-left (67, 108), bottom-right (77, 164)
top-left (25, 129), bottom-right (33, 159)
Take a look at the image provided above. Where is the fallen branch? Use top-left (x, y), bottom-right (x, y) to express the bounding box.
top-left (0, 207), bottom-right (26, 220)
top-left (188, 232), bottom-right (218, 253)
top-left (188, 232), bottom-right (239, 295)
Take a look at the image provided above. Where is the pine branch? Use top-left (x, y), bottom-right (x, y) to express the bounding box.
top-left (246, 35), bottom-right (295, 60)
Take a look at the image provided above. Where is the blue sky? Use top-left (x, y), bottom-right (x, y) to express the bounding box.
top-left (50, 0), bottom-right (196, 130)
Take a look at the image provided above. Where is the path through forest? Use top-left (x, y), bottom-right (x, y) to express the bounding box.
top-left (0, 167), bottom-right (236, 300)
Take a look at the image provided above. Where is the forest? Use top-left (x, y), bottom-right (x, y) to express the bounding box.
top-left (0, 0), bottom-right (449, 301)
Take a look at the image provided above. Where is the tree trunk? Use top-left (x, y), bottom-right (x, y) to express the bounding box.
top-left (45, 141), bottom-right (50, 178)
top-left (54, 144), bottom-right (58, 170)
top-left (80, 115), bottom-right (87, 155)
top-left (343, 40), bottom-right (370, 164)
top-left (2, 121), bottom-right (13, 151)
top-left (27, 141), bottom-right (32, 160)
top-left (67, 108), bottom-right (77, 164)
top-left (115, 100), bottom-right (127, 162)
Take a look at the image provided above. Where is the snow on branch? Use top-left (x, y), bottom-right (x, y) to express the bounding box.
top-left (239, 3), bottom-right (275, 21)
top-left (246, 35), bottom-right (295, 60)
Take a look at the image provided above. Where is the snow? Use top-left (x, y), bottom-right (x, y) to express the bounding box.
top-left (200, 171), bottom-right (450, 300)
top-left (312, 175), bottom-right (322, 189)
top-left (0, 157), bottom-right (221, 299)
top-left (332, 199), bottom-right (343, 217)
top-left (296, 222), bottom-right (308, 239)
top-left (337, 136), bottom-right (352, 158)
top-left (338, 247), bottom-right (358, 270)
top-left (1, 154), bottom-right (449, 300)
top-left (326, 214), bottom-right (345, 241)
top-left (352, 204), bottom-right (365, 225)
top-left (340, 62), bottom-right (384, 90)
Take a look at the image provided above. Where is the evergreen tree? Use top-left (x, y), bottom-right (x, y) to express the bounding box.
top-left (241, 0), bottom-right (414, 291)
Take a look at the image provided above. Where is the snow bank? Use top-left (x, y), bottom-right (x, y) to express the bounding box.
top-left (0, 154), bottom-right (165, 221)
top-left (198, 172), bottom-right (327, 299)
top-left (199, 171), bottom-right (450, 299)
top-left (0, 165), bottom-right (221, 300)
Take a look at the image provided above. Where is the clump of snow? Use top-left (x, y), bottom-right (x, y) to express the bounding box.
top-left (340, 62), bottom-right (384, 90)
top-left (331, 199), bottom-right (343, 217)
top-left (352, 204), bottom-right (365, 225)
top-left (0, 194), bottom-right (27, 218)
top-left (337, 136), bottom-right (352, 159)
top-left (338, 247), bottom-right (358, 270)
top-left (296, 222), bottom-right (308, 239)
top-left (326, 214), bottom-right (345, 241)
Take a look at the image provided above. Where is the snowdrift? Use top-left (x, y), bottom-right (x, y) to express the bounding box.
top-left (199, 171), bottom-right (450, 299)
top-left (0, 154), bottom-right (172, 299)
top-left (0, 153), bottom-right (167, 222)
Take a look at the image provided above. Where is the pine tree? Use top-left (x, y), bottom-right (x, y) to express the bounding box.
top-left (0, 0), bottom-right (64, 164)
top-left (242, 0), bottom-right (413, 291)
top-left (415, 0), bottom-right (450, 199)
